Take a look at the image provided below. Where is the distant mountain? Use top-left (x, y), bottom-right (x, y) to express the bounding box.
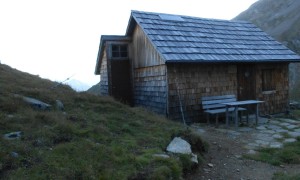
top-left (86, 82), bottom-right (101, 95)
top-left (234, 0), bottom-right (300, 98)
top-left (64, 79), bottom-right (91, 92)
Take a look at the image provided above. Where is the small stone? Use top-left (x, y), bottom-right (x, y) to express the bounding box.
top-left (247, 149), bottom-right (257, 155)
top-left (203, 168), bottom-right (211, 172)
top-left (270, 142), bottom-right (283, 148)
top-left (236, 169), bottom-right (240, 172)
top-left (191, 153), bottom-right (198, 164)
top-left (284, 138), bottom-right (297, 143)
top-left (55, 100), bottom-right (64, 111)
top-left (3, 131), bottom-right (23, 140)
top-left (208, 163), bottom-right (214, 168)
top-left (235, 155), bottom-right (242, 159)
top-left (153, 154), bottom-right (170, 159)
top-left (212, 142), bottom-right (217, 145)
top-left (7, 114), bottom-right (14, 118)
top-left (11, 152), bottom-right (19, 158)
top-left (280, 164), bottom-right (285, 168)
top-left (286, 125), bottom-right (297, 129)
top-left (256, 126), bottom-right (267, 130)
top-left (272, 134), bottom-right (283, 139)
top-left (288, 131), bottom-right (300, 138)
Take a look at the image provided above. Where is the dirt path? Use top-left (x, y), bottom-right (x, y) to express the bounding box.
top-left (186, 125), bottom-right (300, 180)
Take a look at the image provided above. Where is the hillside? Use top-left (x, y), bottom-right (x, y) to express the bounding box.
top-left (0, 63), bottom-right (205, 179)
top-left (87, 82), bottom-right (101, 95)
top-left (234, 0), bottom-right (300, 98)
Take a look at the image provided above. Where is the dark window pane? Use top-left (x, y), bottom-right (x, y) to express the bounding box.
top-left (112, 52), bottom-right (120, 57)
top-left (112, 45), bottom-right (119, 51)
top-left (120, 51), bottom-right (128, 57)
top-left (111, 44), bottom-right (128, 58)
top-left (120, 45), bottom-right (127, 52)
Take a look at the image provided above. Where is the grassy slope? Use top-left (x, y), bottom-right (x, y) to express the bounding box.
top-left (0, 64), bottom-right (205, 179)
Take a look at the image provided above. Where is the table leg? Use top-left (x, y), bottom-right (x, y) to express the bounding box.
top-left (255, 103), bottom-right (259, 125)
top-left (235, 106), bottom-right (238, 128)
top-left (226, 105), bottom-right (229, 127)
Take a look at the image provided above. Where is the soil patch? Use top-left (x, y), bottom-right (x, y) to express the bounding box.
top-left (186, 124), bottom-right (300, 180)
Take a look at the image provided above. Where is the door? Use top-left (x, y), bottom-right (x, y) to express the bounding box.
top-left (237, 65), bottom-right (256, 100)
top-left (110, 59), bottom-right (132, 105)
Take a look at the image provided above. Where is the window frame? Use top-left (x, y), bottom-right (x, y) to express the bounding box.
top-left (110, 44), bottom-right (128, 59)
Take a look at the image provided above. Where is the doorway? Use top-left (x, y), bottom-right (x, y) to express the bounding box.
top-left (110, 59), bottom-right (132, 105)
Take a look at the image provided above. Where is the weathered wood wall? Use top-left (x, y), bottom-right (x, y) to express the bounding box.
top-left (255, 63), bottom-right (289, 115)
top-left (132, 25), bottom-right (167, 114)
top-left (167, 64), bottom-right (237, 122)
top-left (99, 47), bottom-right (109, 95)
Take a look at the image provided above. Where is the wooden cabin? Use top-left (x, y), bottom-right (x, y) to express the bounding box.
top-left (95, 10), bottom-right (300, 123)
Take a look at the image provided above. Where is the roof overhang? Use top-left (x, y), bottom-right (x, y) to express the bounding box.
top-left (94, 35), bottom-right (131, 75)
top-left (165, 59), bottom-right (300, 64)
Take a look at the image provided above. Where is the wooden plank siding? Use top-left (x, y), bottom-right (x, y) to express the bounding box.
top-left (132, 25), bottom-right (167, 114)
top-left (99, 47), bottom-right (109, 95)
top-left (255, 63), bottom-right (289, 115)
top-left (167, 64), bottom-right (237, 122)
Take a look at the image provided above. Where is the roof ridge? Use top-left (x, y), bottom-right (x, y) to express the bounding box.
top-left (131, 10), bottom-right (251, 24)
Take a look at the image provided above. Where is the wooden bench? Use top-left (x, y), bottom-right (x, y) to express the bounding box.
top-left (201, 95), bottom-right (247, 126)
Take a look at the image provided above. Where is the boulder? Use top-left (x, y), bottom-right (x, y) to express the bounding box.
top-left (3, 131), bottom-right (23, 140)
top-left (55, 100), bottom-right (64, 111)
top-left (14, 94), bottom-right (51, 110)
top-left (166, 137), bottom-right (192, 154)
top-left (166, 137), bottom-right (198, 164)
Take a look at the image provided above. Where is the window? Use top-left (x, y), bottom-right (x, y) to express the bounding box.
top-left (111, 44), bottom-right (128, 58)
top-left (262, 69), bottom-right (275, 91)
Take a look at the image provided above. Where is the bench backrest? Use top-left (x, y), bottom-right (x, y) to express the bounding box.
top-left (201, 95), bottom-right (236, 110)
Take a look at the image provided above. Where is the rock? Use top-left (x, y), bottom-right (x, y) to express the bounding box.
top-left (11, 152), bottom-right (19, 158)
top-left (3, 131), bottom-right (23, 140)
top-left (286, 125), bottom-right (297, 129)
top-left (272, 134), bottom-right (283, 139)
top-left (235, 155), bottom-right (242, 159)
top-left (15, 94), bottom-right (51, 110)
top-left (284, 138), bottom-right (297, 143)
top-left (191, 153), bottom-right (198, 164)
top-left (153, 154), bottom-right (170, 159)
top-left (208, 163), bottom-right (214, 168)
top-left (7, 114), bottom-right (14, 118)
top-left (166, 137), bottom-right (192, 154)
top-left (247, 149), bottom-right (257, 155)
top-left (55, 100), bottom-right (64, 111)
top-left (269, 142), bottom-right (283, 148)
top-left (166, 137), bottom-right (199, 164)
top-left (288, 131), bottom-right (300, 138)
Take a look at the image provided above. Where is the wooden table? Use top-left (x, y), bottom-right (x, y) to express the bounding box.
top-left (222, 100), bottom-right (264, 128)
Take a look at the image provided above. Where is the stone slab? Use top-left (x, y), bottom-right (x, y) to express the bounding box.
top-left (269, 142), bottom-right (283, 148)
top-left (284, 138), bottom-right (297, 143)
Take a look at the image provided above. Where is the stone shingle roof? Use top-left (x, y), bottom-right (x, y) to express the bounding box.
top-left (126, 10), bottom-right (300, 63)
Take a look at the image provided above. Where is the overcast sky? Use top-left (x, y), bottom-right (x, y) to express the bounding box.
top-left (0, 0), bottom-right (258, 89)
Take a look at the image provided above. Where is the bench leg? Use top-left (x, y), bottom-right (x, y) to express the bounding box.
top-left (215, 114), bottom-right (219, 127)
top-left (206, 114), bottom-right (210, 124)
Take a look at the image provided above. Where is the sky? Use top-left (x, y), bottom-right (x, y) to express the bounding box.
top-left (0, 0), bottom-right (258, 90)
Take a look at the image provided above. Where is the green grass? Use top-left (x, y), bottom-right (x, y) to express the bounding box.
top-left (0, 64), bottom-right (206, 179)
top-left (245, 137), bottom-right (300, 166)
top-left (273, 172), bottom-right (300, 180)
